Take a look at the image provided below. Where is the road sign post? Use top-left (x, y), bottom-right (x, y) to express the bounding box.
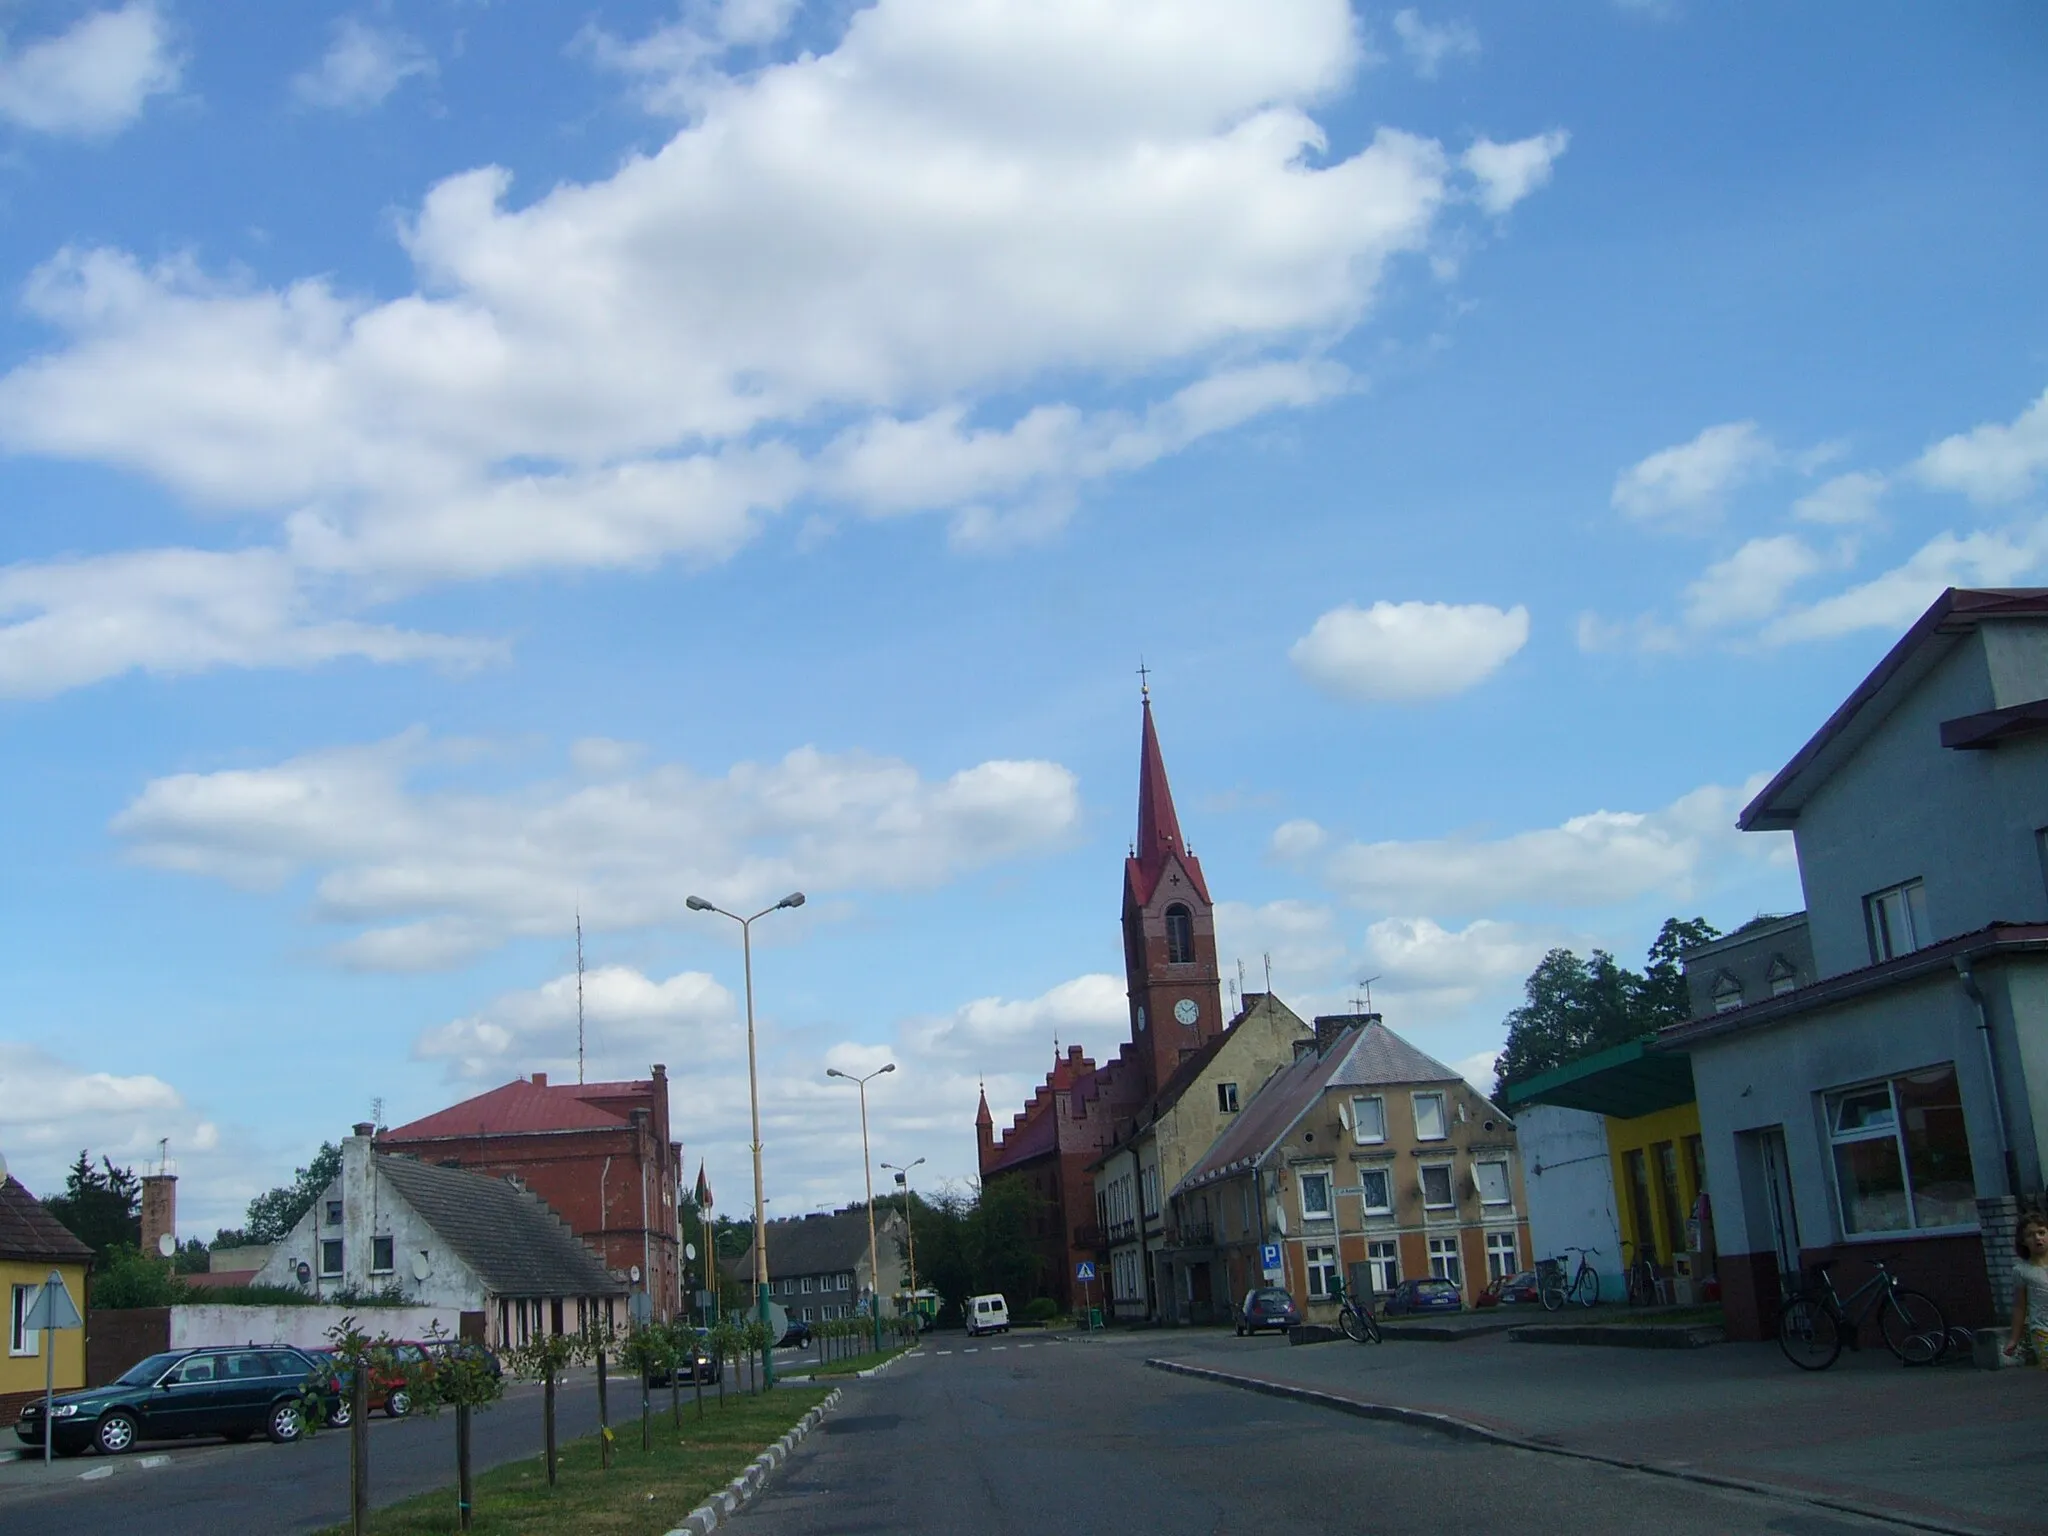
top-left (24, 1270), bottom-right (82, 1469)
top-left (1075, 1260), bottom-right (1097, 1330)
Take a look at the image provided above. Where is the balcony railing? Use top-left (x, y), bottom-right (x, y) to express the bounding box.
top-left (1106, 1217), bottom-right (1138, 1243)
top-left (1170, 1222), bottom-right (1215, 1248)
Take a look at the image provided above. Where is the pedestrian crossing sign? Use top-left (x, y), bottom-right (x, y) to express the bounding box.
top-left (1075, 1260), bottom-right (1096, 1281)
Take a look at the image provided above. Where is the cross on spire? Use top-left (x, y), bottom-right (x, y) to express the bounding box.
top-left (1137, 658), bottom-right (1150, 699)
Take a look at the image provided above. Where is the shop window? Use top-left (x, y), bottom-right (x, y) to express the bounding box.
top-left (1351, 1096), bottom-right (1386, 1145)
top-left (1299, 1170), bottom-right (1332, 1220)
top-left (1165, 904), bottom-right (1195, 965)
top-left (1359, 1168), bottom-right (1392, 1215)
top-left (1864, 879), bottom-right (1930, 963)
top-left (1653, 1142), bottom-right (1686, 1257)
top-left (1475, 1160), bottom-right (1511, 1207)
top-left (1427, 1235), bottom-right (1463, 1287)
top-left (1366, 1240), bottom-right (1399, 1293)
top-left (1485, 1231), bottom-right (1519, 1280)
top-left (1420, 1164), bottom-right (1454, 1210)
top-left (1305, 1244), bottom-right (1339, 1299)
top-left (1412, 1092), bottom-right (1448, 1141)
top-left (1624, 1148), bottom-right (1659, 1263)
top-left (1826, 1063), bottom-right (1977, 1234)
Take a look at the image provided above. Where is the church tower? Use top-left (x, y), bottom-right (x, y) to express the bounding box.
top-left (1122, 687), bottom-right (1225, 1100)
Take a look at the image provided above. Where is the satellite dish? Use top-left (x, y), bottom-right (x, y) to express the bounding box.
top-left (156, 1233), bottom-right (176, 1258)
top-left (411, 1252), bottom-right (432, 1281)
top-left (684, 1242), bottom-right (697, 1262)
top-left (629, 1265), bottom-right (642, 1283)
top-left (296, 1261), bottom-right (312, 1286)
top-left (0, 1150), bottom-right (10, 1184)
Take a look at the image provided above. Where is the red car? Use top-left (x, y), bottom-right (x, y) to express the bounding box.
top-left (304, 1341), bottom-right (435, 1422)
top-left (1478, 1271), bottom-right (1541, 1307)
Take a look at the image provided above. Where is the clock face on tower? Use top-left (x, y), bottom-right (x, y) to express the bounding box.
top-left (1173, 998), bottom-right (1200, 1026)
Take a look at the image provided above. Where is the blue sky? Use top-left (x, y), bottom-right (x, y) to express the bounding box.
top-left (0, 0), bottom-right (2043, 1238)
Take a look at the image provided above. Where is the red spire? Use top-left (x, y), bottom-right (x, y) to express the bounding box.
top-left (975, 1087), bottom-right (993, 1127)
top-left (1136, 693), bottom-right (1186, 873)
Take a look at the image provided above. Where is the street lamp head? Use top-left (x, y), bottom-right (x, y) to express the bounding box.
top-left (825, 1068), bottom-right (847, 1081)
top-left (686, 895), bottom-right (715, 912)
top-left (777, 891), bottom-right (806, 909)
top-left (879, 1063), bottom-right (897, 1075)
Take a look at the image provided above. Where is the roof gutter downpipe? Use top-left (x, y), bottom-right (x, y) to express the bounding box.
top-left (1955, 957), bottom-right (2017, 1197)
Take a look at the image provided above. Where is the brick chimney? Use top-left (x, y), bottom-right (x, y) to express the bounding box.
top-left (532, 1072), bottom-right (548, 1087)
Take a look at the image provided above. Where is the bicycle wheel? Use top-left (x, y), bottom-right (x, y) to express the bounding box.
top-left (1572, 1267), bottom-right (1599, 1309)
top-left (1339, 1306), bottom-right (1371, 1343)
top-left (1541, 1277), bottom-right (1566, 1312)
top-left (1878, 1289), bottom-right (1948, 1364)
top-left (1778, 1296), bottom-right (1842, 1370)
top-left (1360, 1308), bottom-right (1381, 1344)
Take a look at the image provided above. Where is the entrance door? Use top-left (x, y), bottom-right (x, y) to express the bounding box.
top-left (1756, 1127), bottom-right (1799, 1286)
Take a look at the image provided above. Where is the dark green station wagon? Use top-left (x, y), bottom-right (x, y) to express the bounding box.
top-left (16, 1345), bottom-right (328, 1456)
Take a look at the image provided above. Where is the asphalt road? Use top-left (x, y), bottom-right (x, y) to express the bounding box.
top-left (738, 1336), bottom-right (1916, 1536)
top-left (0, 1366), bottom-right (690, 1536)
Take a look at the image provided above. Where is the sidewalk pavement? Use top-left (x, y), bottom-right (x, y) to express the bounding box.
top-left (1142, 1325), bottom-right (2047, 1535)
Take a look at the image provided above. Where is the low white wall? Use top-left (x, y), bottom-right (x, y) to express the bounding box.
top-left (169, 1304), bottom-right (463, 1351)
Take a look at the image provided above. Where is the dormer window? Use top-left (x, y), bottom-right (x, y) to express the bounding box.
top-left (1711, 972), bottom-right (1744, 1014)
top-left (1865, 879), bottom-right (1930, 963)
top-left (1766, 954), bottom-right (1798, 997)
top-left (1165, 904), bottom-right (1194, 964)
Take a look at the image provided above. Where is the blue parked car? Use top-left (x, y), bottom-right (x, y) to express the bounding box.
top-left (1381, 1277), bottom-right (1464, 1315)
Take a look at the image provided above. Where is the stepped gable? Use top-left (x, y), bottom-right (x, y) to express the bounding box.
top-left (376, 1153), bottom-right (623, 1298)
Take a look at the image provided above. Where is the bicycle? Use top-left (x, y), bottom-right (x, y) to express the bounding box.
top-left (1539, 1247), bottom-right (1602, 1311)
top-left (1777, 1255), bottom-right (1949, 1370)
top-left (1620, 1239), bottom-right (1659, 1307)
top-left (1330, 1278), bottom-right (1382, 1345)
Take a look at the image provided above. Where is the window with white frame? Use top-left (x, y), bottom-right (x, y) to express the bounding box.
top-left (801, 1275), bottom-right (814, 1293)
top-left (1142, 1167), bottom-right (1160, 1218)
top-left (1366, 1240), bottom-right (1399, 1294)
top-left (1351, 1095), bottom-right (1386, 1144)
top-left (1241, 1184), bottom-right (1254, 1236)
top-left (1427, 1235), bottom-right (1463, 1286)
top-left (1359, 1167), bottom-right (1392, 1215)
top-left (1767, 954), bottom-right (1798, 997)
top-left (10, 1284), bottom-right (37, 1357)
top-left (837, 1273), bottom-right (851, 1291)
top-left (1485, 1231), bottom-right (1519, 1280)
top-left (1711, 971), bottom-right (1743, 1013)
top-left (1825, 1063), bottom-right (1977, 1234)
top-left (1305, 1243), bottom-right (1339, 1299)
top-left (1096, 1190), bottom-right (1108, 1230)
top-left (1217, 1081), bottom-right (1239, 1113)
top-left (1864, 879), bottom-right (1930, 963)
top-left (1298, 1169), bottom-right (1332, 1220)
top-left (1419, 1164), bottom-right (1455, 1210)
top-left (1475, 1159), bottom-right (1511, 1207)
top-left (1412, 1092), bottom-right (1448, 1141)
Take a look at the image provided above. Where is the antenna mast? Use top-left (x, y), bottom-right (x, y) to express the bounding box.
top-left (576, 909), bottom-right (586, 1085)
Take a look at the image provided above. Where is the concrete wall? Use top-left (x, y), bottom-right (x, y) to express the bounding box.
top-left (1517, 1105), bottom-right (1624, 1300)
top-left (1795, 632), bottom-right (2048, 980)
top-left (170, 1303), bottom-right (463, 1352)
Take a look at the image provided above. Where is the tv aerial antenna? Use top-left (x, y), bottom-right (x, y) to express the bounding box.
top-left (1352, 975), bottom-right (1382, 1014)
top-left (576, 908), bottom-right (586, 1085)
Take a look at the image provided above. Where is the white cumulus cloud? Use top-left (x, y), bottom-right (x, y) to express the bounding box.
top-left (0, 2), bottom-right (178, 137)
top-left (1681, 534), bottom-right (1827, 631)
top-left (1290, 600), bottom-right (1529, 702)
top-left (1793, 470), bottom-right (1886, 526)
top-left (1612, 421), bottom-right (1778, 527)
top-left (110, 732), bottom-right (1083, 967)
top-left (292, 18), bottom-right (435, 112)
top-left (1914, 386), bottom-right (2048, 505)
top-left (416, 966), bottom-right (738, 1081)
top-left (1391, 9), bottom-right (1479, 78)
top-left (1762, 523), bottom-right (2048, 644)
top-left (1463, 130), bottom-right (1569, 215)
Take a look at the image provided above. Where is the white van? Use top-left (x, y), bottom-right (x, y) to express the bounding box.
top-left (964, 1293), bottom-right (1010, 1336)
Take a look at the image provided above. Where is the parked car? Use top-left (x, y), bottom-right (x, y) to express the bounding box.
top-left (1235, 1286), bottom-right (1302, 1335)
top-left (1381, 1278), bottom-right (1464, 1315)
top-left (1477, 1271), bottom-right (1541, 1308)
top-left (304, 1340), bottom-right (435, 1419)
top-left (16, 1346), bottom-right (328, 1456)
top-left (964, 1293), bottom-right (1010, 1337)
top-left (427, 1340), bottom-right (502, 1380)
top-left (778, 1317), bottom-right (812, 1349)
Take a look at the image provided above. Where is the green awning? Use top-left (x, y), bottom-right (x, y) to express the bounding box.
top-left (1503, 1036), bottom-right (1695, 1119)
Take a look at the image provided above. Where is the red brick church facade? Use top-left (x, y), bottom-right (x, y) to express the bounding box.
top-left (976, 693), bottom-right (1226, 1309)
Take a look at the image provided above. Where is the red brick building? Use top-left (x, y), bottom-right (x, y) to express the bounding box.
top-left (976, 692), bottom-right (1227, 1309)
top-left (380, 1066), bottom-right (682, 1319)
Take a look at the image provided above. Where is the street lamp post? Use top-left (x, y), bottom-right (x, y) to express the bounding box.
top-left (826, 1063), bottom-right (895, 1353)
top-left (688, 890), bottom-right (805, 1388)
top-left (882, 1157), bottom-right (925, 1334)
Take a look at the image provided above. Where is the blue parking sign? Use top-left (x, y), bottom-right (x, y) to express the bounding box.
top-left (1076, 1260), bottom-right (1097, 1281)
top-left (1260, 1243), bottom-right (1282, 1272)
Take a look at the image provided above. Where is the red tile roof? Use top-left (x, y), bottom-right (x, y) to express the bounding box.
top-left (382, 1077), bottom-right (645, 1141)
top-left (1129, 695), bottom-right (1212, 905)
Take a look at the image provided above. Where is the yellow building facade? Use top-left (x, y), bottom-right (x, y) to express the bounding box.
top-left (1604, 1102), bottom-right (1707, 1271)
top-left (1, 1176), bottom-right (94, 1418)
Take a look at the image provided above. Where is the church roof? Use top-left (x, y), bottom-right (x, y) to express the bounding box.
top-left (1128, 694), bottom-right (1211, 905)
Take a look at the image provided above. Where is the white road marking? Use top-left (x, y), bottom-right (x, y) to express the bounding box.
top-left (991, 1346), bottom-right (1006, 1352)
top-left (1018, 1344), bottom-right (1034, 1350)
top-left (80, 1466), bottom-right (112, 1481)
top-left (139, 1455), bottom-right (171, 1468)
top-left (937, 1350), bottom-right (952, 1355)
top-left (965, 1348), bottom-right (978, 1354)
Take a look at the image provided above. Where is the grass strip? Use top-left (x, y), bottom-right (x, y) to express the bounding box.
top-left (318, 1385), bottom-right (829, 1535)
top-left (791, 1343), bottom-right (915, 1379)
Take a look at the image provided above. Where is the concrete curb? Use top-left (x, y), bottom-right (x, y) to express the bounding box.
top-left (662, 1386), bottom-right (844, 1536)
top-left (775, 1345), bottom-right (923, 1385)
top-left (1143, 1358), bottom-right (1997, 1536)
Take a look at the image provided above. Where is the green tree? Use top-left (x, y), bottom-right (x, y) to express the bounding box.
top-left (42, 1151), bottom-right (141, 1263)
top-left (1493, 917), bottom-right (1721, 1099)
top-left (244, 1142), bottom-right (343, 1244)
